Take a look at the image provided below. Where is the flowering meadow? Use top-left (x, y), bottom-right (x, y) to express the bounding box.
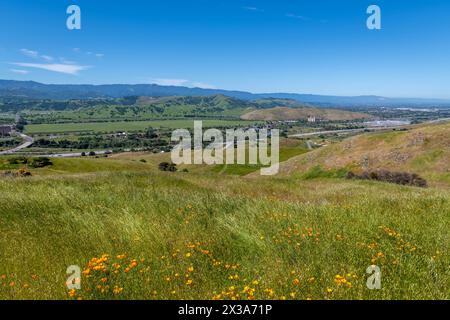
top-left (0, 157), bottom-right (449, 300)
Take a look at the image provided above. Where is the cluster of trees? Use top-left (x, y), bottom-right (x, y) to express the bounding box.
top-left (346, 170), bottom-right (428, 188)
top-left (0, 138), bottom-right (22, 148)
top-left (34, 134), bottom-right (168, 150)
top-left (6, 157), bottom-right (52, 168)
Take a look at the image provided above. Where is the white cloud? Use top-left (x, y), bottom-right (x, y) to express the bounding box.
top-left (151, 78), bottom-right (189, 86)
top-left (10, 69), bottom-right (29, 74)
top-left (11, 62), bottom-right (90, 75)
top-left (20, 48), bottom-right (39, 58)
top-left (244, 6), bottom-right (264, 12)
top-left (286, 13), bottom-right (309, 20)
top-left (41, 55), bottom-right (54, 61)
top-left (20, 49), bottom-right (56, 61)
top-left (73, 48), bottom-right (104, 58)
top-left (191, 82), bottom-right (216, 89)
top-left (59, 57), bottom-right (76, 64)
top-left (150, 78), bottom-right (215, 89)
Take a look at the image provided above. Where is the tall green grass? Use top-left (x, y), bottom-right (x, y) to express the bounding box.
top-left (0, 166), bottom-right (448, 300)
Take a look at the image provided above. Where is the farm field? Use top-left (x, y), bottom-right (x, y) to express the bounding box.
top-left (24, 119), bottom-right (261, 134)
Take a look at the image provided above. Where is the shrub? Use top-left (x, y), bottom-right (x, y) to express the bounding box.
top-left (158, 162), bottom-right (177, 172)
top-left (346, 169), bottom-right (428, 188)
top-left (28, 157), bottom-right (52, 168)
top-left (6, 157), bottom-right (28, 165)
top-left (17, 168), bottom-right (32, 177)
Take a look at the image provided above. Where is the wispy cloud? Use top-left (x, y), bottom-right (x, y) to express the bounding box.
top-left (10, 69), bottom-right (29, 75)
top-left (59, 57), bottom-right (76, 64)
top-left (151, 78), bottom-right (189, 86)
top-left (243, 6), bottom-right (264, 12)
top-left (11, 62), bottom-right (90, 75)
top-left (285, 13), bottom-right (309, 20)
top-left (20, 48), bottom-right (39, 58)
top-left (150, 78), bottom-right (215, 89)
top-left (41, 55), bottom-right (54, 61)
top-left (20, 49), bottom-right (56, 61)
top-left (73, 48), bottom-right (105, 58)
top-left (191, 82), bottom-right (216, 89)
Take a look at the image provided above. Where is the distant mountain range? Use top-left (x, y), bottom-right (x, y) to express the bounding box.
top-left (1, 79), bottom-right (449, 108)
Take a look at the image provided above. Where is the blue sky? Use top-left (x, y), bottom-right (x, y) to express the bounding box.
top-left (1, 0), bottom-right (449, 98)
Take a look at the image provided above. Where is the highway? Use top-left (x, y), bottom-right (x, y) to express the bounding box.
top-left (42, 150), bottom-right (112, 158)
top-left (0, 133), bottom-right (34, 155)
top-left (288, 126), bottom-right (405, 138)
top-left (288, 118), bottom-right (450, 139)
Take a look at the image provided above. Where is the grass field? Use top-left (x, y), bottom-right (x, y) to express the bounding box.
top-left (0, 152), bottom-right (449, 300)
top-left (25, 119), bottom-right (261, 134)
top-left (211, 141), bottom-right (310, 175)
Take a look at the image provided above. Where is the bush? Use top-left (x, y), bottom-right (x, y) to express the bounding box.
top-left (28, 157), bottom-right (52, 168)
top-left (158, 162), bottom-right (177, 172)
top-left (6, 157), bottom-right (28, 165)
top-left (346, 169), bottom-right (428, 188)
top-left (2, 169), bottom-right (32, 177)
top-left (17, 168), bottom-right (32, 177)
top-left (6, 157), bottom-right (52, 168)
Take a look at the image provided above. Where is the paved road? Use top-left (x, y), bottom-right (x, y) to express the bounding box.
top-left (42, 150), bottom-right (113, 158)
top-left (0, 133), bottom-right (34, 155)
top-left (289, 118), bottom-right (450, 139)
top-left (289, 126), bottom-right (403, 138)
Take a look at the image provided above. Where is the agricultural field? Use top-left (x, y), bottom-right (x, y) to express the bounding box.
top-left (0, 122), bottom-right (449, 300)
top-left (24, 119), bottom-right (261, 134)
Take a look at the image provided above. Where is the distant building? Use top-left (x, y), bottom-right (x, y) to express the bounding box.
top-left (307, 116), bottom-right (316, 123)
top-left (0, 125), bottom-right (13, 136)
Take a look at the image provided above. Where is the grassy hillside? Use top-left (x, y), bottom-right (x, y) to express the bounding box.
top-left (23, 95), bottom-right (257, 124)
top-left (21, 95), bottom-right (371, 125)
top-left (0, 150), bottom-right (449, 300)
top-left (278, 121), bottom-right (450, 187)
top-left (241, 106), bottom-right (370, 121)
